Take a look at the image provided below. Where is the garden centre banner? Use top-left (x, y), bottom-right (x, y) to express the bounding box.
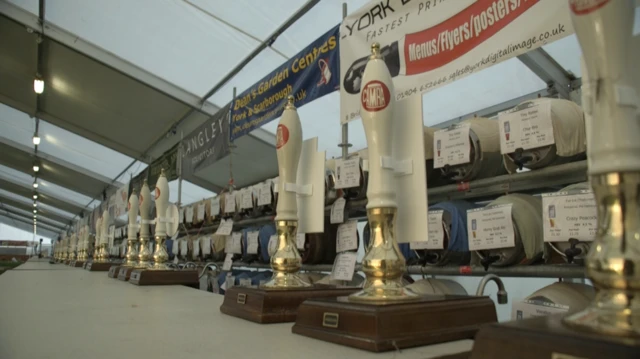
top-left (230, 24), bottom-right (340, 141)
top-left (340, 0), bottom-right (573, 123)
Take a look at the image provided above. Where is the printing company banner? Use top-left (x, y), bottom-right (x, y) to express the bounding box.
top-left (181, 104), bottom-right (231, 176)
top-left (230, 25), bottom-right (340, 141)
top-left (340, 0), bottom-right (573, 124)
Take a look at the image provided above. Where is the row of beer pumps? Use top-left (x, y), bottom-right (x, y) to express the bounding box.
top-left (55, 0), bottom-right (638, 355)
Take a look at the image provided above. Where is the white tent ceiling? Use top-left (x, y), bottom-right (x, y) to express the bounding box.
top-left (0, 0), bottom-right (638, 239)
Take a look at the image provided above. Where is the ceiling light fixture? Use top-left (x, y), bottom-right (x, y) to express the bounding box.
top-left (33, 162), bottom-right (39, 172)
top-left (33, 182), bottom-right (38, 189)
top-left (34, 73), bottom-right (44, 94)
top-left (33, 202), bottom-right (37, 207)
top-left (33, 135), bottom-right (41, 145)
top-left (33, 209), bottom-right (37, 214)
top-left (33, 194), bottom-right (38, 199)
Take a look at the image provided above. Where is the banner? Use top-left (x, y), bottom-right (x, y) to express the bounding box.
top-left (230, 25), bottom-right (340, 141)
top-left (181, 104), bottom-right (231, 176)
top-left (340, 0), bottom-right (573, 123)
top-left (128, 143), bottom-right (179, 200)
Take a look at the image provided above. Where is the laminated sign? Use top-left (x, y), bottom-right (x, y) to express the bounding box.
top-left (340, 0), bottom-right (573, 123)
top-left (542, 190), bottom-right (597, 242)
top-left (230, 25), bottom-right (340, 141)
top-left (467, 204), bottom-right (515, 251)
top-left (499, 100), bottom-right (554, 154)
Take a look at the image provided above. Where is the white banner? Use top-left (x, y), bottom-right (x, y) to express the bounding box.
top-left (339, 0), bottom-right (573, 123)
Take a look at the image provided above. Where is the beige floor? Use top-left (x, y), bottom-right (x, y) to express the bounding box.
top-left (0, 259), bottom-right (472, 359)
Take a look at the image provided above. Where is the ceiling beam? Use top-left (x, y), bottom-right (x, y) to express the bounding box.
top-left (200, 0), bottom-right (321, 102)
top-left (0, 205), bottom-right (66, 230)
top-left (0, 139), bottom-right (118, 198)
top-left (0, 178), bottom-right (86, 215)
top-left (0, 194), bottom-right (73, 225)
top-left (0, 214), bottom-right (57, 238)
top-left (0, 2), bottom-right (218, 118)
top-left (517, 47), bottom-right (577, 100)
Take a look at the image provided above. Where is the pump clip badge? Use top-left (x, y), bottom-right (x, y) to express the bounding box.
top-left (361, 80), bottom-right (390, 112)
top-left (569, 0), bottom-right (611, 15)
top-left (276, 124), bottom-right (289, 149)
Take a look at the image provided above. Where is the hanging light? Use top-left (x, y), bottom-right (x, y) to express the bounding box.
top-left (33, 209), bottom-right (37, 214)
top-left (33, 182), bottom-right (38, 189)
top-left (33, 161), bottom-right (40, 172)
top-left (33, 73), bottom-right (44, 94)
top-left (33, 134), bottom-right (41, 145)
top-left (33, 194), bottom-right (38, 199)
top-left (33, 202), bottom-right (37, 207)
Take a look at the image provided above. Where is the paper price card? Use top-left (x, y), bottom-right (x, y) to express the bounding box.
top-left (410, 210), bottom-right (444, 250)
top-left (185, 206), bottom-right (194, 223)
top-left (334, 158), bottom-right (361, 189)
top-left (239, 278), bottom-right (252, 287)
top-left (222, 253), bottom-right (233, 271)
top-left (197, 203), bottom-right (205, 221)
top-left (225, 232), bottom-right (242, 254)
top-left (268, 235), bottom-right (278, 257)
top-left (434, 123), bottom-right (471, 168)
top-left (467, 204), bottom-right (515, 251)
top-left (210, 197), bottom-right (220, 216)
top-left (336, 220), bottom-right (358, 253)
top-left (201, 237), bottom-right (211, 255)
top-left (331, 252), bottom-right (358, 281)
top-left (330, 197), bottom-right (346, 224)
top-left (224, 192), bottom-right (236, 213)
top-left (499, 101), bottom-right (554, 154)
top-left (241, 189), bottom-right (253, 209)
top-left (246, 231), bottom-right (259, 254)
top-left (192, 238), bottom-right (200, 258)
top-left (296, 232), bottom-right (306, 250)
top-left (542, 190), bottom-right (597, 242)
top-left (180, 239), bottom-right (188, 255)
top-left (215, 219), bottom-right (233, 236)
top-left (258, 182), bottom-right (272, 206)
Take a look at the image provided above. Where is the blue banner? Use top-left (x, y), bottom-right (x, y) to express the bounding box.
top-left (230, 25), bottom-right (340, 141)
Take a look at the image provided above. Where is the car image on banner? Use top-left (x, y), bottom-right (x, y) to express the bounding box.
top-left (340, 0), bottom-right (574, 124)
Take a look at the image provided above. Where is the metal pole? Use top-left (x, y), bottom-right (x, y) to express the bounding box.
top-left (340, 3), bottom-right (350, 160)
top-left (200, 0), bottom-right (321, 103)
top-left (228, 87), bottom-right (237, 189)
top-left (177, 130), bottom-right (183, 208)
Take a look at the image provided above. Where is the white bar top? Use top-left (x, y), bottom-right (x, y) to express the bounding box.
top-left (0, 259), bottom-right (472, 359)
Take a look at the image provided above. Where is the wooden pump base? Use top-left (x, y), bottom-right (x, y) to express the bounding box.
top-left (220, 286), bottom-right (359, 324)
top-left (292, 295), bottom-right (497, 353)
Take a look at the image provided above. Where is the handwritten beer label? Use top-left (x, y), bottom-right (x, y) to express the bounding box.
top-left (257, 182), bottom-right (272, 206)
top-left (467, 204), bottom-right (515, 251)
top-left (276, 124), bottom-right (289, 149)
top-left (222, 253), bottom-right (233, 271)
top-left (185, 206), bottom-right (194, 223)
top-left (434, 123), bottom-right (471, 168)
top-left (334, 158), bottom-right (361, 189)
top-left (210, 197), bottom-right (220, 216)
top-left (196, 203), bottom-right (205, 221)
top-left (337, 220), bottom-right (358, 253)
top-left (246, 231), bottom-right (259, 254)
top-left (542, 190), bottom-right (597, 242)
top-left (296, 232), bottom-right (306, 250)
top-left (241, 189), bottom-right (253, 209)
top-left (224, 192), bottom-right (236, 213)
top-left (331, 252), bottom-right (358, 281)
top-left (499, 101), bottom-right (554, 154)
top-left (225, 232), bottom-right (242, 254)
top-left (412, 210), bottom-right (445, 250)
top-left (330, 197), bottom-right (346, 224)
top-left (215, 219), bottom-right (233, 236)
